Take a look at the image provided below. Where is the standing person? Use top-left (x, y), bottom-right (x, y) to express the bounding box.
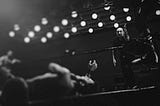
top-left (0, 50), bottom-right (20, 91)
top-left (112, 26), bottom-right (137, 89)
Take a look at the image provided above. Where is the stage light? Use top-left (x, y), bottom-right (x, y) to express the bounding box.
top-left (53, 26), bottom-right (60, 32)
top-left (104, 4), bottom-right (110, 10)
top-left (71, 27), bottom-right (77, 33)
top-left (123, 8), bottom-right (129, 12)
top-left (46, 32), bottom-right (53, 39)
top-left (98, 22), bottom-right (103, 27)
top-left (61, 19), bottom-right (68, 26)
top-left (126, 16), bottom-right (132, 21)
top-left (71, 11), bottom-right (78, 18)
top-left (80, 20), bottom-right (87, 27)
top-left (114, 23), bottom-right (119, 28)
top-left (88, 28), bottom-right (94, 33)
top-left (34, 25), bottom-right (41, 32)
top-left (65, 49), bottom-right (70, 53)
top-left (92, 13), bottom-right (98, 19)
top-left (41, 17), bottom-right (48, 25)
top-left (64, 33), bottom-right (70, 39)
top-left (13, 24), bottom-right (20, 31)
top-left (28, 31), bottom-right (35, 38)
top-left (110, 15), bottom-right (116, 21)
top-left (9, 31), bottom-right (15, 37)
top-left (156, 10), bottom-right (160, 15)
top-left (24, 37), bottom-right (30, 43)
top-left (72, 51), bottom-right (76, 55)
top-left (41, 37), bottom-right (47, 43)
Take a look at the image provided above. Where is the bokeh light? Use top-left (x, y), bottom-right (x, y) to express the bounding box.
top-left (24, 37), bottom-right (30, 43)
top-left (126, 16), bottom-right (132, 21)
top-left (41, 17), bottom-right (48, 25)
top-left (98, 22), bottom-right (103, 27)
top-left (71, 11), bottom-right (78, 18)
top-left (114, 23), bottom-right (119, 28)
top-left (88, 28), bottom-right (94, 33)
top-left (71, 27), bottom-right (78, 33)
top-left (46, 32), bottom-right (53, 39)
top-left (34, 25), bottom-right (41, 32)
top-left (110, 15), bottom-right (116, 21)
top-left (80, 20), bottom-right (87, 27)
top-left (41, 37), bottom-right (47, 43)
top-left (53, 26), bottom-right (60, 32)
top-left (28, 31), bottom-right (35, 38)
top-left (123, 8), bottom-right (129, 12)
top-left (92, 13), bottom-right (98, 19)
top-left (61, 19), bottom-right (69, 26)
top-left (64, 33), bottom-right (70, 39)
top-left (9, 31), bottom-right (15, 37)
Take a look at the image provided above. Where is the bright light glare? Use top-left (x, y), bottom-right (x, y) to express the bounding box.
top-left (34, 25), bottom-right (41, 32)
top-left (71, 11), bottom-right (78, 18)
top-left (110, 15), bottom-right (116, 21)
top-left (14, 24), bottom-right (20, 31)
top-left (64, 33), bottom-right (70, 39)
top-left (41, 37), bottom-right (47, 43)
top-left (80, 21), bottom-right (87, 27)
top-left (71, 27), bottom-right (77, 33)
top-left (41, 18), bottom-right (48, 25)
top-left (126, 16), bottom-right (132, 21)
top-left (28, 31), bottom-right (35, 38)
top-left (53, 26), bottom-right (60, 32)
top-left (46, 32), bottom-right (53, 39)
top-left (156, 10), bottom-right (160, 15)
top-left (123, 8), bottom-right (129, 12)
top-left (104, 4), bottom-right (110, 10)
top-left (61, 19), bottom-right (68, 26)
top-left (9, 31), bottom-right (15, 37)
top-left (114, 23), bottom-right (119, 28)
top-left (98, 22), bottom-right (103, 27)
top-left (24, 37), bottom-right (30, 43)
top-left (88, 28), bottom-right (94, 33)
top-left (92, 13), bottom-right (98, 19)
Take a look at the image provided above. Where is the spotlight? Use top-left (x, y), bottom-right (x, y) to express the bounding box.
top-left (53, 26), bottom-right (60, 32)
top-left (41, 17), bottom-right (48, 25)
top-left (156, 10), bottom-right (160, 15)
top-left (61, 19), bottom-right (68, 26)
top-left (110, 15), bottom-right (116, 21)
top-left (72, 51), bottom-right (76, 55)
top-left (41, 37), bottom-right (47, 43)
top-left (65, 49), bottom-right (70, 53)
top-left (71, 11), bottom-right (78, 18)
top-left (114, 23), bottom-right (119, 28)
top-left (71, 27), bottom-right (77, 33)
top-left (46, 32), bottom-right (53, 39)
top-left (88, 28), bottom-right (94, 33)
top-left (64, 33), bottom-right (70, 39)
top-left (104, 4), bottom-right (110, 10)
top-left (80, 20), bottom-right (87, 27)
top-left (123, 8), bottom-right (129, 12)
top-left (9, 31), bottom-right (15, 37)
top-left (13, 24), bottom-right (20, 31)
top-left (34, 25), bottom-right (41, 32)
top-left (24, 37), bottom-right (30, 43)
top-left (126, 16), bottom-right (132, 21)
top-left (28, 31), bottom-right (35, 38)
top-left (98, 22), bottom-right (103, 27)
top-left (92, 13), bottom-right (98, 19)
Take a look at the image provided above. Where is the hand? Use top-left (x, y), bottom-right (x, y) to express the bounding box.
top-left (88, 60), bottom-right (98, 72)
top-left (12, 59), bottom-right (21, 64)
